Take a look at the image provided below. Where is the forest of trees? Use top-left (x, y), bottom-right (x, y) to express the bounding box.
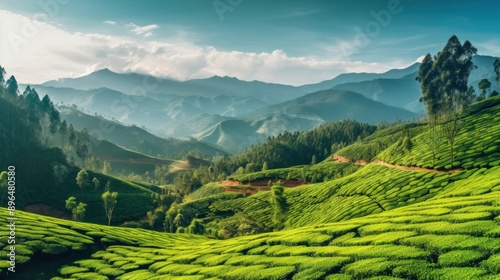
top-left (0, 65), bottom-right (103, 209)
top-left (213, 120), bottom-right (377, 177)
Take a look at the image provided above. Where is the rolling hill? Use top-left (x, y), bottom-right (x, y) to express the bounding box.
top-left (59, 106), bottom-right (226, 158)
top-left (241, 89), bottom-right (418, 124)
top-left (1, 96), bottom-right (499, 280)
top-left (192, 90), bottom-right (417, 152)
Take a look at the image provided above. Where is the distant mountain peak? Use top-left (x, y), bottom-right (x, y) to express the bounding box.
top-left (92, 68), bottom-right (116, 75)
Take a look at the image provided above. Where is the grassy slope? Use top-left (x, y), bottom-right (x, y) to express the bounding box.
top-left (175, 97), bottom-right (500, 231)
top-left (378, 96), bottom-right (500, 170)
top-left (340, 95), bottom-right (500, 169)
top-left (1, 97), bottom-right (498, 279)
top-left (89, 139), bottom-right (177, 176)
top-left (1, 166), bottom-right (499, 279)
top-left (227, 159), bottom-right (360, 184)
top-left (23, 166), bottom-right (157, 225)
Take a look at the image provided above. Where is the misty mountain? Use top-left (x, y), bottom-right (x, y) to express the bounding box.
top-left (299, 55), bottom-right (500, 112)
top-left (41, 69), bottom-right (306, 104)
top-left (32, 86), bottom-right (173, 134)
top-left (192, 120), bottom-right (267, 153)
top-left (332, 73), bottom-right (423, 112)
top-left (242, 89), bottom-right (418, 124)
top-left (59, 106), bottom-right (226, 158)
top-left (31, 55), bottom-right (498, 152)
top-left (192, 89), bottom-right (418, 151)
top-left (32, 85), bottom-right (268, 138)
top-left (299, 63), bottom-right (420, 93)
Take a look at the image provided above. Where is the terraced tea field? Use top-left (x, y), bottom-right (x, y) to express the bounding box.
top-left (1, 96), bottom-right (498, 279)
top-left (1, 166), bottom-right (499, 279)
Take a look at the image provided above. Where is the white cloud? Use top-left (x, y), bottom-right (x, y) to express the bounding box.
top-left (0, 9), bottom-right (403, 86)
top-left (126, 23), bottom-right (158, 36)
top-left (415, 55), bottom-right (426, 63)
top-left (103, 20), bottom-right (116, 25)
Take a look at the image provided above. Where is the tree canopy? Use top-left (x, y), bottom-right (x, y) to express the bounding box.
top-left (416, 35), bottom-right (477, 167)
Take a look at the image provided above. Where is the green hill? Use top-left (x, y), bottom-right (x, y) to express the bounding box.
top-left (0, 74), bottom-right (161, 226)
top-left (0, 94), bottom-right (500, 279)
top-left (1, 164), bottom-right (499, 279)
top-left (172, 96), bottom-right (500, 236)
top-left (1, 74), bottom-right (499, 279)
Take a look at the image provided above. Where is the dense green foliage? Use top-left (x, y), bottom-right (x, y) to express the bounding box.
top-left (214, 120), bottom-right (376, 175)
top-left (228, 160), bottom-right (360, 183)
top-left (0, 68), bottom-right (160, 224)
top-left (1, 164), bottom-right (499, 279)
top-left (417, 35), bottom-right (478, 167)
top-left (172, 95), bottom-right (500, 238)
top-left (379, 96), bottom-right (500, 170)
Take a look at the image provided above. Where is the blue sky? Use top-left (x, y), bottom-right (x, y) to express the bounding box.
top-left (0, 0), bottom-right (499, 85)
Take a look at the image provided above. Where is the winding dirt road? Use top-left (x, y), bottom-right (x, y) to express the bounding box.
top-left (333, 154), bottom-right (462, 174)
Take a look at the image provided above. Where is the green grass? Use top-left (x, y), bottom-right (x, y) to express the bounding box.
top-left (1, 96), bottom-right (499, 279)
top-left (377, 96), bottom-right (500, 170)
top-left (2, 158), bottom-right (500, 279)
top-left (228, 160), bottom-right (360, 183)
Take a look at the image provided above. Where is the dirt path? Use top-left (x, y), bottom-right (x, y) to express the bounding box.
top-left (218, 179), bottom-right (307, 196)
top-left (333, 154), bottom-right (462, 174)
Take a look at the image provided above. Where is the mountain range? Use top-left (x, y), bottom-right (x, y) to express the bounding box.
top-left (28, 55), bottom-right (499, 153)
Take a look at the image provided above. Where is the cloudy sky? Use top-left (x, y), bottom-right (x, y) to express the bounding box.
top-left (0, 0), bottom-right (499, 85)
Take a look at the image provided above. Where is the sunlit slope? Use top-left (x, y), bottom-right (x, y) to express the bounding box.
top-left (194, 164), bottom-right (458, 231)
top-left (340, 95), bottom-right (500, 169)
top-left (175, 96), bottom-right (500, 234)
top-left (1, 166), bottom-right (499, 279)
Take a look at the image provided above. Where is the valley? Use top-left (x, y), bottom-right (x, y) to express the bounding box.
top-left (0, 4), bottom-right (499, 277)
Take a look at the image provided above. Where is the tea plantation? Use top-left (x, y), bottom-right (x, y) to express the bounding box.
top-left (1, 165), bottom-right (499, 279)
top-left (1, 96), bottom-right (499, 279)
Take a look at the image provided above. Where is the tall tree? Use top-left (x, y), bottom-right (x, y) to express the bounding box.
top-left (0, 65), bottom-right (5, 85)
top-left (102, 191), bottom-right (118, 225)
top-left (5, 75), bottom-right (19, 96)
top-left (478, 79), bottom-right (492, 101)
top-left (494, 59), bottom-right (500, 87)
top-left (417, 36), bottom-right (477, 167)
top-left (435, 36), bottom-right (477, 167)
top-left (65, 197), bottom-right (77, 218)
top-left (0, 171), bottom-right (8, 205)
top-left (92, 177), bottom-right (100, 191)
top-left (65, 197), bottom-right (86, 221)
top-left (416, 54), bottom-right (442, 166)
top-left (270, 184), bottom-right (286, 230)
top-left (76, 170), bottom-right (90, 192)
top-left (262, 161), bottom-right (268, 171)
top-left (74, 202), bottom-right (87, 221)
